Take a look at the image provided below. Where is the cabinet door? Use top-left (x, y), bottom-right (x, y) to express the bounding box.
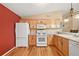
top-left (47, 35), bottom-right (53, 45)
top-left (53, 35), bottom-right (58, 47)
top-left (53, 35), bottom-right (69, 56)
top-left (63, 38), bottom-right (69, 56)
top-left (29, 35), bottom-right (36, 46)
top-left (29, 35), bottom-right (33, 46)
top-left (33, 35), bottom-right (36, 46)
top-left (57, 36), bottom-right (63, 52)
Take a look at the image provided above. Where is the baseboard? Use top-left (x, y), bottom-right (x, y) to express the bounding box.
top-left (2, 47), bottom-right (16, 56)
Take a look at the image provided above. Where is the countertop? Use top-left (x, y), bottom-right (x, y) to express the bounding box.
top-left (56, 33), bottom-right (79, 43)
top-left (29, 31), bottom-right (79, 43)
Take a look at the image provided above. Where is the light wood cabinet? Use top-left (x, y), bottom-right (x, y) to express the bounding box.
top-left (29, 35), bottom-right (54, 46)
top-left (62, 38), bottom-right (69, 55)
top-left (47, 35), bottom-right (53, 45)
top-left (53, 35), bottom-right (69, 56)
top-left (53, 35), bottom-right (58, 47)
top-left (57, 36), bottom-right (63, 52)
top-left (29, 35), bottom-right (36, 46)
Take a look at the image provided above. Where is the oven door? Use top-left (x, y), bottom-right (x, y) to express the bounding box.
top-left (37, 35), bottom-right (47, 46)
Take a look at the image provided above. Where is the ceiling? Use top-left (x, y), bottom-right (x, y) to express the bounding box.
top-left (2, 3), bottom-right (79, 17)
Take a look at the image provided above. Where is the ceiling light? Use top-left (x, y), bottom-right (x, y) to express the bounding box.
top-left (66, 3), bottom-right (79, 19)
top-left (64, 19), bottom-right (69, 22)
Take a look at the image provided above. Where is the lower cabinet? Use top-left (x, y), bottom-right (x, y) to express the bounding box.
top-left (53, 35), bottom-right (58, 47)
top-left (47, 35), bottom-right (53, 45)
top-left (29, 35), bottom-right (36, 46)
top-left (53, 35), bottom-right (69, 56)
top-left (62, 38), bottom-right (69, 56)
top-left (29, 35), bottom-right (54, 46)
top-left (57, 37), bottom-right (63, 52)
top-left (53, 35), bottom-right (79, 56)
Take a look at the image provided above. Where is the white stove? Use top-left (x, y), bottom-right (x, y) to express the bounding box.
top-left (37, 25), bottom-right (47, 46)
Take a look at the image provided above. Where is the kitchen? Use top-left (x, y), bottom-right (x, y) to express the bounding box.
top-left (0, 3), bottom-right (79, 56)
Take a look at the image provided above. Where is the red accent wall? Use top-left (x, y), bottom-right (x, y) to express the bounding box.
top-left (0, 4), bottom-right (20, 55)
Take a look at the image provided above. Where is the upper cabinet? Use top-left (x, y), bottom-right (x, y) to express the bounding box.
top-left (19, 11), bottom-right (63, 36)
top-left (20, 11), bottom-right (63, 31)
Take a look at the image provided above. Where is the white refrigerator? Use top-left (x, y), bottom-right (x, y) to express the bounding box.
top-left (16, 23), bottom-right (30, 47)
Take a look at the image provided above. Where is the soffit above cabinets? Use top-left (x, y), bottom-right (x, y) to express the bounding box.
top-left (2, 3), bottom-right (79, 17)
